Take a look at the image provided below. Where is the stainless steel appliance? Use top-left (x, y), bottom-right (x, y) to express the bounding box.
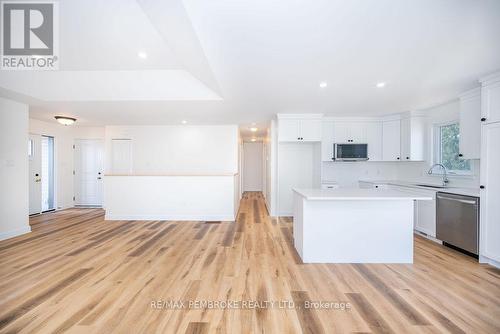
top-left (333, 143), bottom-right (368, 161)
top-left (436, 192), bottom-right (479, 256)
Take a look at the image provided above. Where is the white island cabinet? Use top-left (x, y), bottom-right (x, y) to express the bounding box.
top-left (293, 188), bottom-right (432, 263)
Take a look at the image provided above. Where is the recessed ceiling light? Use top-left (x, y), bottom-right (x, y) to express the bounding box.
top-left (181, 120), bottom-right (187, 124)
top-left (138, 51), bottom-right (148, 59)
top-left (54, 116), bottom-right (77, 126)
top-left (250, 127), bottom-right (258, 132)
top-left (376, 82), bottom-right (386, 88)
top-left (251, 138), bottom-right (256, 142)
top-left (319, 81), bottom-right (328, 88)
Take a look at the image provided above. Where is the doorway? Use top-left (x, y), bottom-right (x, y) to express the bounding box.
top-left (243, 141), bottom-right (263, 192)
top-left (29, 134), bottom-right (55, 215)
top-left (74, 139), bottom-right (104, 206)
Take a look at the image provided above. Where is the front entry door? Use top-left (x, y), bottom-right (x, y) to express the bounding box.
top-left (29, 134), bottom-right (42, 215)
top-left (74, 139), bottom-right (104, 206)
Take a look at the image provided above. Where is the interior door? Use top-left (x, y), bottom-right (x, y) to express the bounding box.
top-left (29, 134), bottom-right (42, 215)
top-left (74, 139), bottom-right (104, 206)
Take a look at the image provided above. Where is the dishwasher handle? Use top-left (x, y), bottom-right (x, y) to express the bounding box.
top-left (436, 195), bottom-right (478, 205)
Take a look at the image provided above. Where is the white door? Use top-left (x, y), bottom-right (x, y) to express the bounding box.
top-left (382, 120), bottom-right (401, 161)
top-left (29, 134), bottom-right (42, 215)
top-left (74, 139), bottom-right (104, 206)
top-left (480, 121), bottom-right (500, 262)
top-left (243, 142), bottom-right (263, 191)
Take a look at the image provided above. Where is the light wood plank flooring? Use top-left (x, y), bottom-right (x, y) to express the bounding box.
top-left (0, 192), bottom-right (499, 333)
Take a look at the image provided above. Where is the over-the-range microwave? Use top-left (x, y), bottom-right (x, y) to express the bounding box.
top-left (333, 143), bottom-right (369, 161)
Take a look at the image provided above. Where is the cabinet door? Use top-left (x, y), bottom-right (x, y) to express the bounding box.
top-left (349, 123), bottom-right (367, 142)
top-left (459, 92), bottom-right (481, 159)
top-left (365, 122), bottom-right (382, 161)
top-left (400, 118), bottom-right (411, 161)
top-left (481, 80), bottom-right (500, 124)
top-left (382, 120), bottom-right (401, 161)
top-left (300, 119), bottom-right (322, 141)
top-left (278, 119), bottom-right (300, 141)
top-left (333, 123), bottom-right (350, 143)
top-left (415, 193), bottom-right (436, 237)
top-left (480, 122), bottom-right (500, 262)
top-left (321, 121), bottom-right (335, 161)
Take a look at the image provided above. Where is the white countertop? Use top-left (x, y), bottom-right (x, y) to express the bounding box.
top-left (358, 179), bottom-right (480, 197)
top-left (293, 188), bottom-right (433, 201)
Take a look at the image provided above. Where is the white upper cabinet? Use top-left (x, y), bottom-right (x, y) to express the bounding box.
top-left (333, 122), bottom-right (366, 143)
top-left (277, 119), bottom-right (300, 141)
top-left (300, 119), bottom-right (323, 141)
top-left (480, 72), bottom-right (500, 124)
top-left (459, 88), bottom-right (481, 160)
top-left (277, 114), bottom-right (322, 142)
top-left (321, 120), bottom-right (335, 161)
top-left (365, 122), bottom-right (383, 161)
top-left (400, 116), bottom-right (425, 161)
top-left (382, 119), bottom-right (401, 161)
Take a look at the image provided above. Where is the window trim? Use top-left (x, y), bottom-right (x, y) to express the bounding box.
top-left (432, 121), bottom-right (473, 176)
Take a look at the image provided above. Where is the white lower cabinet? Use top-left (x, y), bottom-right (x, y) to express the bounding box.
top-left (480, 121), bottom-right (500, 262)
top-left (388, 185), bottom-right (436, 237)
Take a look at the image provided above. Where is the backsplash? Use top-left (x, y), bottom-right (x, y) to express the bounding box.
top-left (321, 161), bottom-right (399, 187)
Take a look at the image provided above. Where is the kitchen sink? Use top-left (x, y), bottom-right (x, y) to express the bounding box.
top-left (416, 184), bottom-right (447, 189)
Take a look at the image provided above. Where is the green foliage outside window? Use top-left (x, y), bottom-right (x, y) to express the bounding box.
top-left (439, 123), bottom-right (470, 172)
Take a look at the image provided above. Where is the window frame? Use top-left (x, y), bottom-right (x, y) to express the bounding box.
top-left (432, 121), bottom-right (473, 176)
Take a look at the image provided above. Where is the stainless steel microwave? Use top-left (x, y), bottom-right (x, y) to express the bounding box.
top-left (333, 143), bottom-right (369, 161)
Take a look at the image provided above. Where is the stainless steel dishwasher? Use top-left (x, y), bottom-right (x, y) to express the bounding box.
top-left (436, 192), bottom-right (479, 256)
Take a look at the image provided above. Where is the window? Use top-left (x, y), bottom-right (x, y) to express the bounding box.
top-left (28, 139), bottom-right (33, 157)
top-left (434, 122), bottom-right (471, 175)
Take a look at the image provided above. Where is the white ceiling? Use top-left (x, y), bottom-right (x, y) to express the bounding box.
top-left (2, 0), bottom-right (500, 129)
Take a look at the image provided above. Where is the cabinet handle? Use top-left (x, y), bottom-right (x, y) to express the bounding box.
top-left (406, 157), bottom-right (409, 160)
top-left (397, 157), bottom-right (400, 160)
top-left (481, 117), bottom-right (486, 122)
top-left (458, 153), bottom-right (463, 157)
top-left (480, 185), bottom-right (485, 189)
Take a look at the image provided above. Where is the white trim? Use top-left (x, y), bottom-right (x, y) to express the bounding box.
top-left (277, 113), bottom-right (323, 120)
top-left (104, 214), bottom-right (235, 221)
top-left (0, 226), bottom-right (32, 241)
top-left (479, 255), bottom-right (500, 269)
top-left (479, 71), bottom-right (500, 85)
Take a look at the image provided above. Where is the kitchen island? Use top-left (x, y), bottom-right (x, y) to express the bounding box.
top-left (293, 188), bottom-right (432, 263)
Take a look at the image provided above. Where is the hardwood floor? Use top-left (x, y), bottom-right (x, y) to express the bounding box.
top-left (1, 192), bottom-right (499, 333)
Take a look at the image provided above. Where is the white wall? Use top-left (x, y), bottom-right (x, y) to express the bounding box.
top-left (321, 161), bottom-right (400, 187)
top-left (29, 119), bottom-right (105, 209)
top-left (0, 98), bottom-right (30, 240)
top-left (243, 142), bottom-right (263, 191)
top-left (105, 125), bottom-right (238, 174)
top-left (278, 142), bottom-right (321, 215)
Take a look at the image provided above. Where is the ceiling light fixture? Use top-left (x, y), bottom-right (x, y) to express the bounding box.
top-left (376, 82), bottom-right (386, 88)
top-left (251, 138), bottom-right (256, 142)
top-left (319, 81), bottom-right (328, 88)
top-left (250, 127), bottom-right (258, 132)
top-left (54, 116), bottom-right (77, 126)
top-left (181, 120), bottom-right (187, 124)
top-left (138, 51), bottom-right (148, 59)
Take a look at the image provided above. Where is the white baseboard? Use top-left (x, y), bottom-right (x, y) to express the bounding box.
top-left (414, 230), bottom-right (442, 244)
top-left (479, 255), bottom-right (500, 269)
top-left (0, 226), bottom-right (31, 241)
top-left (104, 214), bottom-right (236, 221)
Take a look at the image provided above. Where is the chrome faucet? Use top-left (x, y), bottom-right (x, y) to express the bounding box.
top-left (428, 163), bottom-right (449, 187)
